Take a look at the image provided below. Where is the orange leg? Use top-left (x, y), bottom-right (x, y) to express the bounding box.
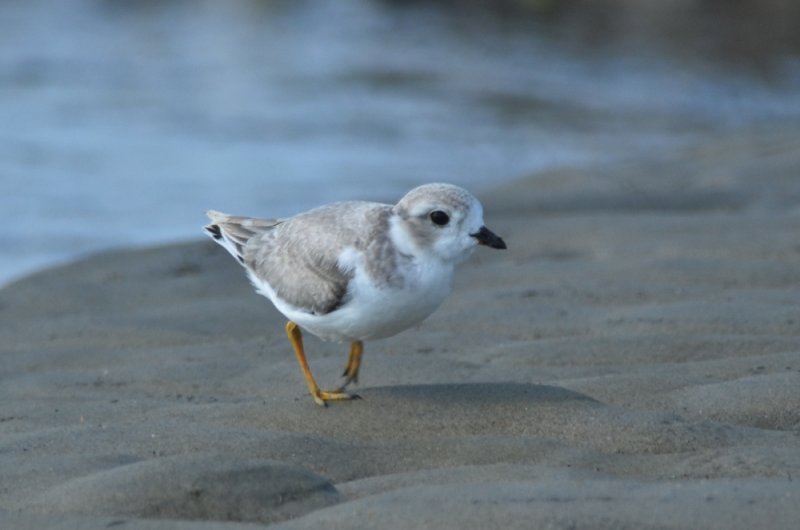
top-left (336, 340), bottom-right (363, 391)
top-left (285, 321), bottom-right (357, 406)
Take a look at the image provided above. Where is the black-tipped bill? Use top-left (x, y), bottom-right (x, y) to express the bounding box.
top-left (471, 226), bottom-right (507, 249)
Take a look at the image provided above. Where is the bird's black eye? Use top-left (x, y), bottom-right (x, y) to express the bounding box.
top-left (429, 210), bottom-right (450, 226)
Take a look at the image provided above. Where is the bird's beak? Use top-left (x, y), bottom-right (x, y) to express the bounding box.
top-left (471, 226), bottom-right (507, 249)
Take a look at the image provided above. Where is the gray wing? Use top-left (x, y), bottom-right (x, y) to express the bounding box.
top-left (243, 202), bottom-right (393, 315)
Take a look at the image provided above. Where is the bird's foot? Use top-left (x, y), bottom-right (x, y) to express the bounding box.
top-left (311, 389), bottom-right (361, 407)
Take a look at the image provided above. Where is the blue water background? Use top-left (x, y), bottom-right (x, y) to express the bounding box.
top-left (2, 0), bottom-right (798, 285)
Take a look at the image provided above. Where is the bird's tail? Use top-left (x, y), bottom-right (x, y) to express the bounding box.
top-left (204, 210), bottom-right (280, 265)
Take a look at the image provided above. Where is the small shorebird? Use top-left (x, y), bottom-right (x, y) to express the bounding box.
top-left (205, 183), bottom-right (506, 406)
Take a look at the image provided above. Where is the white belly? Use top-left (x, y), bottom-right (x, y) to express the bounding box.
top-left (271, 258), bottom-right (455, 342)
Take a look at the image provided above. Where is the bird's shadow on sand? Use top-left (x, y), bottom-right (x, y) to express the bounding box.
top-left (243, 382), bottom-right (606, 441)
top-left (266, 382), bottom-right (607, 441)
top-left (344, 382), bottom-right (599, 407)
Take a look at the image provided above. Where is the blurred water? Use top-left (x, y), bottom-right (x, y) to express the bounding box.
top-left (1, 0), bottom-right (798, 286)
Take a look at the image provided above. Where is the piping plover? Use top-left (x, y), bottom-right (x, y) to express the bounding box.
top-left (205, 183), bottom-right (506, 406)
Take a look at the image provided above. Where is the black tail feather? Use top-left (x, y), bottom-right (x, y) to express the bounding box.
top-left (206, 224), bottom-right (223, 240)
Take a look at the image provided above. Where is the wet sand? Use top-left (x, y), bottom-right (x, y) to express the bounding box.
top-left (2, 126), bottom-right (800, 528)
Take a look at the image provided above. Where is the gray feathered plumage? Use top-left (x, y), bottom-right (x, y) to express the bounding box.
top-left (205, 202), bottom-right (397, 316)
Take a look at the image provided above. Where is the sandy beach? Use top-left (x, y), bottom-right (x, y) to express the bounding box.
top-left (2, 125), bottom-right (800, 528)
